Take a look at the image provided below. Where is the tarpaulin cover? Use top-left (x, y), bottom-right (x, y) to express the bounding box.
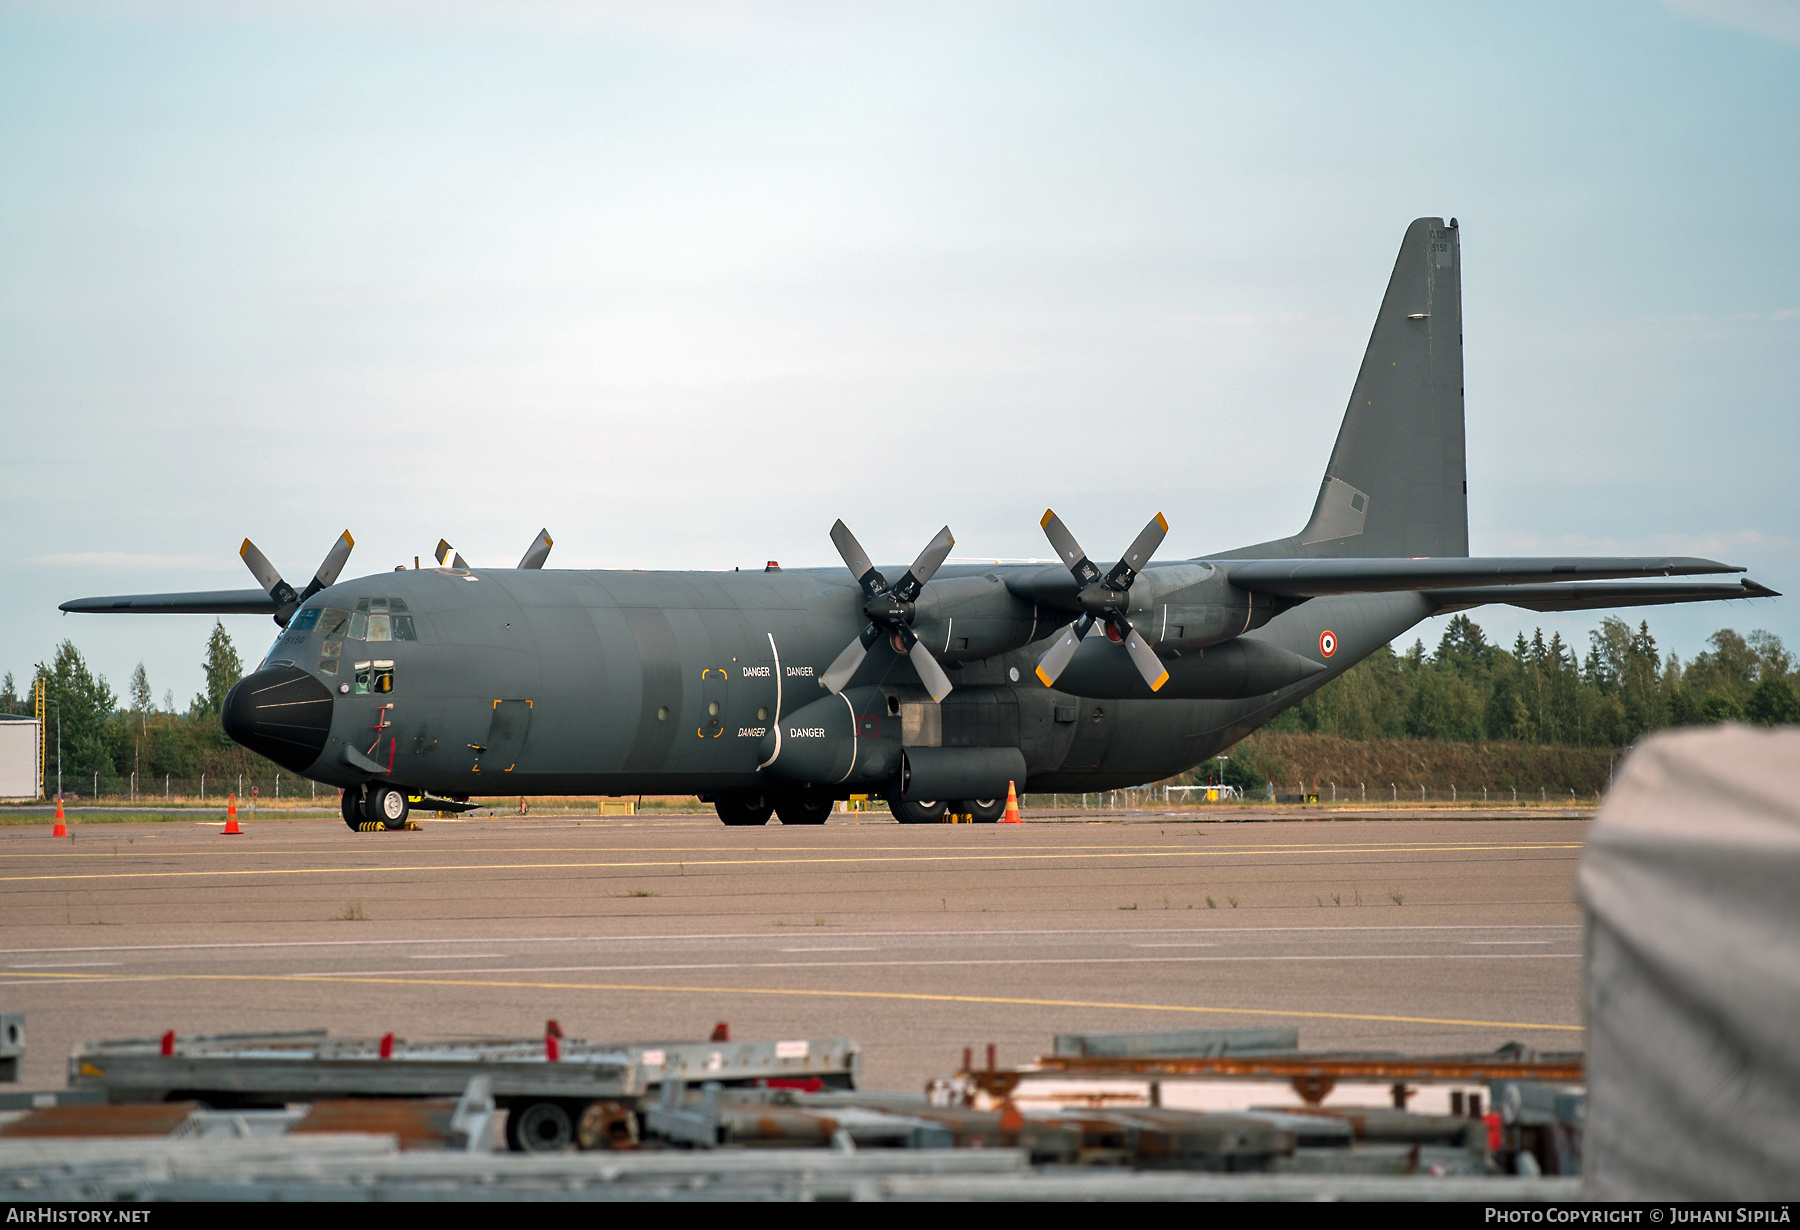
top-left (1580, 725), bottom-right (1800, 1199)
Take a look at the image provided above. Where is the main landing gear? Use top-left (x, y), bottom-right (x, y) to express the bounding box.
top-left (884, 785), bottom-right (1005, 823)
top-left (341, 784), bottom-right (410, 832)
top-left (713, 791), bottom-right (832, 826)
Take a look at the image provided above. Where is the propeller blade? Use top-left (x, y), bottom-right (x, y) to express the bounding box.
top-left (517, 528), bottom-right (553, 570)
top-left (298, 531), bottom-right (355, 604)
top-left (1121, 624), bottom-right (1171, 693)
top-left (1040, 511), bottom-right (1102, 586)
top-left (1033, 615), bottom-right (1093, 687)
top-left (435, 540), bottom-right (469, 569)
top-left (908, 637), bottom-right (955, 702)
top-left (893, 525), bottom-right (955, 602)
top-left (830, 520), bottom-right (888, 597)
top-left (1105, 512), bottom-right (1168, 590)
top-left (239, 540), bottom-right (299, 608)
top-left (823, 623), bottom-right (883, 694)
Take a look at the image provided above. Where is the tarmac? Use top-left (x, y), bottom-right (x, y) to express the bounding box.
top-left (0, 808), bottom-right (1590, 1094)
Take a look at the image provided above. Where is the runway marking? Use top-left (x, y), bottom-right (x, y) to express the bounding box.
top-left (273, 953), bottom-right (1579, 976)
top-left (1464, 941), bottom-right (1551, 945)
top-left (0, 970), bottom-right (1583, 1032)
top-left (780, 947), bottom-right (878, 953)
top-left (0, 925), bottom-right (1582, 957)
top-left (1133, 943), bottom-right (1218, 947)
top-left (408, 953), bottom-right (507, 959)
top-left (0, 842), bottom-right (1584, 885)
top-left (8, 962), bottom-right (118, 968)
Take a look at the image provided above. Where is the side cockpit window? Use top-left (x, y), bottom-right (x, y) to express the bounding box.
top-left (354, 660), bottom-right (395, 695)
top-left (289, 608), bottom-right (321, 633)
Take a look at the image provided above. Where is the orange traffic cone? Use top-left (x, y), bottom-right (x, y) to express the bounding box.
top-left (51, 795), bottom-right (66, 838)
top-left (222, 793), bottom-right (242, 835)
top-left (1000, 781), bottom-right (1022, 824)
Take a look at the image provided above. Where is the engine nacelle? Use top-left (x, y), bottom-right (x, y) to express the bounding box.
top-left (1130, 568), bottom-right (1279, 653)
top-left (1054, 635), bottom-right (1326, 700)
top-left (910, 574), bottom-right (1043, 665)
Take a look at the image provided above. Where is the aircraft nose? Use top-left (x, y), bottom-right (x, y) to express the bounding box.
top-left (221, 664), bottom-right (335, 773)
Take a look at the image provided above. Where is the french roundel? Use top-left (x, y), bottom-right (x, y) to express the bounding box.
top-left (1319, 630), bottom-right (1338, 658)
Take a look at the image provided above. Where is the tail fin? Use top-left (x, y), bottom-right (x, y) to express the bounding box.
top-left (1225, 217), bottom-right (1467, 560)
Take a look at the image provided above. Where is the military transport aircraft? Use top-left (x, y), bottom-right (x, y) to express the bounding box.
top-left (63, 218), bottom-right (1778, 831)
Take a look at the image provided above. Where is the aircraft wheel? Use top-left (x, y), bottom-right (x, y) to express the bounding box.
top-left (340, 788), bottom-right (363, 831)
top-left (715, 793), bottom-right (774, 827)
top-left (775, 794), bottom-right (832, 826)
top-left (506, 1100), bottom-right (574, 1153)
top-left (963, 797), bottom-right (1007, 823)
top-left (368, 786), bottom-right (409, 830)
top-left (886, 787), bottom-right (947, 824)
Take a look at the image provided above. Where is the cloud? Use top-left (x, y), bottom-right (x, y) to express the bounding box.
top-left (30, 552), bottom-right (228, 570)
top-left (1663, 0), bottom-right (1800, 47)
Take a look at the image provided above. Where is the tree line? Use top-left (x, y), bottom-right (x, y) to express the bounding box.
top-left (0, 621), bottom-right (277, 794)
top-left (1267, 615), bottom-right (1799, 746)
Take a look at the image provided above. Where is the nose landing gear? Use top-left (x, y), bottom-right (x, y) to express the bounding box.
top-left (341, 784), bottom-right (411, 832)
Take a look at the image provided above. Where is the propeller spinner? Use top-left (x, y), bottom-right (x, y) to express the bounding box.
top-left (1032, 510), bottom-right (1171, 692)
top-left (240, 531), bottom-right (356, 627)
top-left (821, 521), bottom-right (957, 702)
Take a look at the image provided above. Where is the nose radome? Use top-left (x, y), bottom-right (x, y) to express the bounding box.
top-left (222, 665), bottom-right (334, 773)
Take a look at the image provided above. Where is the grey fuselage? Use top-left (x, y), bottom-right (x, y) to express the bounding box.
top-left (262, 561), bottom-right (1424, 797)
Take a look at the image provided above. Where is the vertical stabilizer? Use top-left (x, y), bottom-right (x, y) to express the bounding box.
top-left (1219, 218), bottom-right (1467, 560)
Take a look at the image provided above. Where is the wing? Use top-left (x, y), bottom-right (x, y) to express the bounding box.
top-left (1428, 578), bottom-right (1779, 614)
top-left (1223, 556), bottom-right (1742, 598)
top-left (60, 590), bottom-right (279, 615)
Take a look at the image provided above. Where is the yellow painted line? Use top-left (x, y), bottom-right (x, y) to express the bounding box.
top-left (0, 970), bottom-right (1581, 1032)
top-left (0, 843), bottom-right (1584, 884)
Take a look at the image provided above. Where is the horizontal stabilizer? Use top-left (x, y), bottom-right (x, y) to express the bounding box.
top-left (1225, 556), bottom-right (1742, 598)
top-left (60, 589), bottom-right (279, 615)
top-left (1429, 578), bottom-right (1780, 614)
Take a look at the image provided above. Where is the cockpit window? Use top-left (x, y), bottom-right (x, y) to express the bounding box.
top-left (289, 608), bottom-right (321, 633)
top-left (321, 603), bottom-right (418, 641)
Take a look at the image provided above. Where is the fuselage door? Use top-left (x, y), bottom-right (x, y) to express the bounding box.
top-left (700, 667), bottom-right (728, 739)
top-left (474, 698), bottom-right (534, 774)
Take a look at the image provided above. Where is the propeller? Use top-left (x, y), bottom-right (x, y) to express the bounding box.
top-left (821, 521), bottom-right (957, 702)
top-left (433, 530), bottom-right (553, 570)
top-left (1032, 510), bottom-right (1171, 692)
top-left (239, 531), bottom-right (356, 628)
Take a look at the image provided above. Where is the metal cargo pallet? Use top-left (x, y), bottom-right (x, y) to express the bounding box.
top-left (68, 1029), bottom-right (859, 1107)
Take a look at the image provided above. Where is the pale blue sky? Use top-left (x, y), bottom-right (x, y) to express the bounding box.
top-left (2, 1), bottom-right (1795, 705)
